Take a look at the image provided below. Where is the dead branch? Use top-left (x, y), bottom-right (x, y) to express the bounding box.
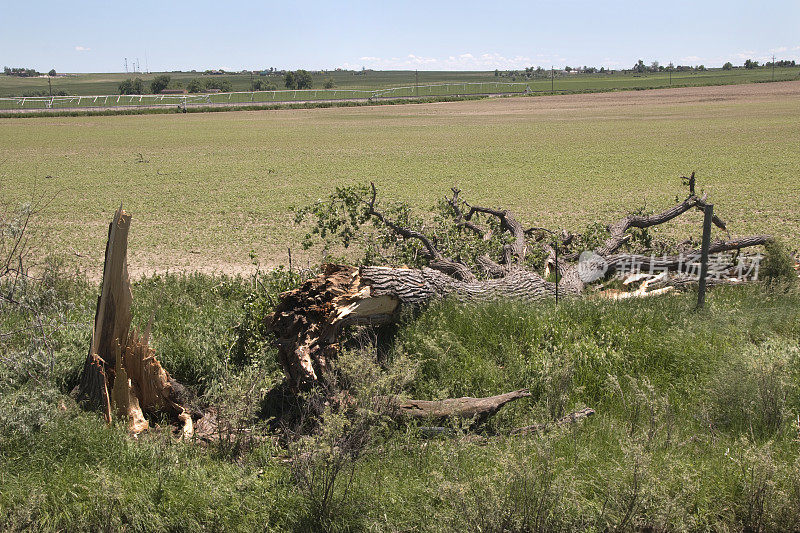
top-left (463, 203), bottom-right (527, 267)
top-left (387, 389), bottom-right (531, 425)
top-left (509, 407), bottom-right (596, 435)
top-left (367, 182), bottom-right (476, 282)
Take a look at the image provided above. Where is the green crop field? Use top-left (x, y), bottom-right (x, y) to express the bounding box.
top-left (2, 80), bottom-right (798, 278)
top-left (1, 67), bottom-right (798, 109)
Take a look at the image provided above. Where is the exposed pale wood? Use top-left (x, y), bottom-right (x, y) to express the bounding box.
top-left (77, 207), bottom-right (132, 409)
top-left (76, 207), bottom-right (192, 437)
top-left (388, 389), bottom-right (531, 424)
top-left (119, 329), bottom-right (193, 438)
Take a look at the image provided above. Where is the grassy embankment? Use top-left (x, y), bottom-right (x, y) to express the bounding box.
top-left (1, 265), bottom-right (799, 531)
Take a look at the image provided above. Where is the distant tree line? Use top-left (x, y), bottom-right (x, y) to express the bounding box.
top-left (3, 66), bottom-right (40, 77)
top-left (491, 59), bottom-right (798, 78)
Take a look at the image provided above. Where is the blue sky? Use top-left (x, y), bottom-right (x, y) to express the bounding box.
top-left (3, 0), bottom-right (799, 72)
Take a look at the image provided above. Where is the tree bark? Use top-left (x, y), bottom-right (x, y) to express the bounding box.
top-left (269, 178), bottom-right (773, 392)
top-left (267, 264), bottom-right (575, 390)
top-left (387, 389), bottom-right (531, 425)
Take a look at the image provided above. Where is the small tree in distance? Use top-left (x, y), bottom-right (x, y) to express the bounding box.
top-left (723, 61), bottom-right (733, 70)
top-left (118, 78), bottom-right (144, 95)
top-left (149, 74), bottom-right (171, 94)
top-left (323, 77), bottom-right (335, 89)
top-left (285, 70), bottom-right (313, 90)
top-left (47, 69), bottom-right (56, 95)
top-left (284, 71), bottom-right (296, 89)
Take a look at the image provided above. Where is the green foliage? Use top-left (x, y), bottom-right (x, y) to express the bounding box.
top-left (149, 74), bottom-right (171, 94)
top-left (293, 185), bottom-right (540, 276)
top-left (323, 77), bottom-right (335, 89)
top-left (186, 78), bottom-right (203, 93)
top-left (284, 70), bottom-right (312, 90)
top-left (203, 78), bottom-right (232, 92)
top-left (3, 66), bottom-right (39, 77)
top-left (117, 77), bottom-right (143, 94)
top-left (723, 61), bottom-right (733, 70)
top-left (232, 266), bottom-right (304, 367)
top-left (0, 383), bottom-right (63, 437)
top-left (759, 239), bottom-right (797, 285)
top-left (252, 79), bottom-right (277, 91)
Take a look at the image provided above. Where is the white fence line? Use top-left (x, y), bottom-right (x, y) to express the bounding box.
top-left (0, 82), bottom-right (533, 110)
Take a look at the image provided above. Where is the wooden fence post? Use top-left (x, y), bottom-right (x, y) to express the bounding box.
top-left (696, 203), bottom-right (714, 309)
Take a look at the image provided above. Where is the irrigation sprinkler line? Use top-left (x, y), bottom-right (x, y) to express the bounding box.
top-left (1, 81), bottom-right (534, 111)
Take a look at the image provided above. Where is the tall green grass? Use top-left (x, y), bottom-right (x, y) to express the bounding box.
top-left (2, 270), bottom-right (799, 531)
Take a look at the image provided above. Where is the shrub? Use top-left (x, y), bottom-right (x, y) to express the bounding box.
top-left (203, 78), bottom-right (231, 92)
top-left (117, 77), bottom-right (144, 95)
top-left (285, 70), bottom-right (312, 90)
top-left (323, 77), bottom-right (335, 89)
top-left (0, 383), bottom-right (63, 438)
top-left (759, 239), bottom-right (797, 286)
top-left (187, 78), bottom-right (203, 93)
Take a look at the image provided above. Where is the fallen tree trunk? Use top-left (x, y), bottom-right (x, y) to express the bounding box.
top-left (269, 176), bottom-right (772, 392)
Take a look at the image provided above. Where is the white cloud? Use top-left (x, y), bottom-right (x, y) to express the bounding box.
top-left (680, 55), bottom-right (702, 63)
top-left (74, 45), bottom-right (91, 52)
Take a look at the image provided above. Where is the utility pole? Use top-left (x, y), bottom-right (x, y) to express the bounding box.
top-left (124, 58), bottom-right (128, 74)
top-left (669, 63), bottom-right (672, 85)
top-left (772, 54), bottom-right (775, 80)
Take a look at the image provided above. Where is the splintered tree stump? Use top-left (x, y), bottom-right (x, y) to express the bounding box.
top-left (76, 207), bottom-right (132, 421)
top-left (75, 206), bottom-right (192, 437)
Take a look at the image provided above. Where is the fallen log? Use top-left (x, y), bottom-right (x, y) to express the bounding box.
top-left (270, 176), bottom-right (772, 391)
top-left (416, 407), bottom-right (596, 439)
top-left (387, 389), bottom-right (532, 425)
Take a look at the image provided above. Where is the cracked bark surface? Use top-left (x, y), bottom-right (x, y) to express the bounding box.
top-left (268, 175), bottom-right (772, 392)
